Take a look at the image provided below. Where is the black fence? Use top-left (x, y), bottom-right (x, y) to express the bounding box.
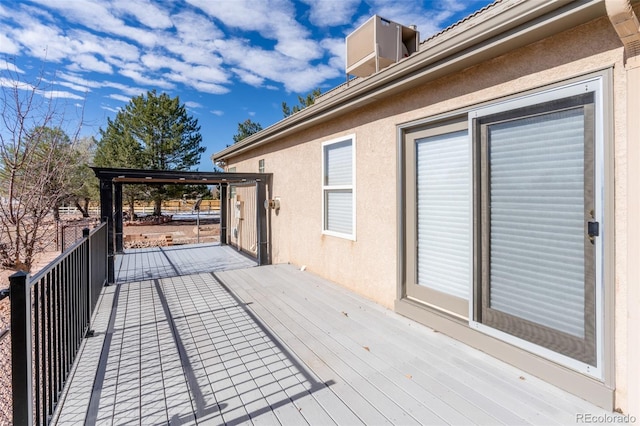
top-left (6, 222), bottom-right (108, 425)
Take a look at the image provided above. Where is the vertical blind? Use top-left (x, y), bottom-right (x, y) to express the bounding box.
top-left (324, 140), bottom-right (353, 235)
top-left (416, 130), bottom-right (470, 300)
top-left (326, 191), bottom-right (353, 235)
top-left (488, 108), bottom-right (586, 338)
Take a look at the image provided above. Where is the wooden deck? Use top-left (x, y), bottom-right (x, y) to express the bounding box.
top-left (114, 243), bottom-right (257, 283)
top-left (53, 245), bottom-right (614, 425)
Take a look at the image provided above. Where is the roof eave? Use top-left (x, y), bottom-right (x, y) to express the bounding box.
top-left (212, 0), bottom-right (605, 163)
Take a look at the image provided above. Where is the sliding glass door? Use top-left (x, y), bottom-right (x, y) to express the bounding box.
top-left (476, 93), bottom-right (597, 366)
top-left (405, 121), bottom-right (470, 318)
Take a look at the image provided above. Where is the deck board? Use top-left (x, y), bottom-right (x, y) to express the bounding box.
top-left (114, 243), bottom-right (256, 283)
top-left (265, 266), bottom-right (583, 419)
top-left (223, 269), bottom-right (438, 425)
top-left (225, 268), bottom-right (489, 425)
top-left (53, 248), bottom-right (617, 425)
top-left (216, 265), bottom-right (613, 425)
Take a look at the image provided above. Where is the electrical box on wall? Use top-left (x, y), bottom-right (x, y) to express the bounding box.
top-left (346, 15), bottom-right (419, 78)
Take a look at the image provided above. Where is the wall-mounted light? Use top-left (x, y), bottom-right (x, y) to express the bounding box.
top-left (264, 198), bottom-right (281, 211)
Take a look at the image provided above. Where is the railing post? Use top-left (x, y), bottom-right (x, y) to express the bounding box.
top-left (83, 228), bottom-right (94, 337)
top-left (10, 271), bottom-right (33, 426)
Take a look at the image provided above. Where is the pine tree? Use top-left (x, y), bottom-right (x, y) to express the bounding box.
top-left (233, 119), bottom-right (263, 143)
top-left (95, 90), bottom-right (205, 216)
top-left (282, 88), bottom-right (322, 117)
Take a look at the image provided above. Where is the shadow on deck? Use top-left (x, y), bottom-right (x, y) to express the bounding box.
top-left (53, 245), bottom-right (613, 425)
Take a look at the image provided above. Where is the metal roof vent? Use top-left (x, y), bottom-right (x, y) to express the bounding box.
top-left (346, 15), bottom-right (419, 78)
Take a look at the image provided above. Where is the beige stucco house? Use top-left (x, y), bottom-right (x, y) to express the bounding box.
top-left (213, 0), bottom-right (640, 415)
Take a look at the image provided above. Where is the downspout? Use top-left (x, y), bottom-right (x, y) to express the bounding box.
top-left (605, 0), bottom-right (640, 417)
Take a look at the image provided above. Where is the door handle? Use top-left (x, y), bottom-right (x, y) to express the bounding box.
top-left (588, 221), bottom-right (599, 243)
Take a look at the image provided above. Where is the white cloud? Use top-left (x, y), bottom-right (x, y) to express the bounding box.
top-left (321, 37), bottom-right (346, 71)
top-left (4, 9), bottom-right (141, 76)
top-left (215, 38), bottom-right (340, 92)
top-left (283, 64), bottom-right (341, 92)
top-left (185, 80), bottom-right (230, 95)
top-left (0, 28), bottom-right (20, 55)
top-left (185, 101), bottom-right (202, 108)
top-left (0, 60), bottom-right (24, 74)
top-left (187, 0), bottom-right (293, 34)
top-left (171, 10), bottom-right (224, 43)
top-left (103, 81), bottom-right (147, 97)
top-left (119, 67), bottom-right (175, 89)
top-left (187, 0), bottom-right (323, 61)
top-left (100, 105), bottom-right (120, 113)
top-left (56, 72), bottom-right (150, 99)
top-left (300, 0), bottom-right (360, 26)
top-left (141, 54), bottom-right (228, 85)
top-left (56, 80), bottom-right (92, 93)
top-left (0, 77), bottom-right (33, 90)
top-left (108, 93), bottom-right (131, 102)
top-left (210, 110), bottom-right (224, 116)
top-left (235, 70), bottom-right (265, 87)
top-left (66, 29), bottom-right (140, 63)
top-left (57, 72), bottom-right (102, 88)
top-left (67, 54), bottom-right (113, 74)
top-left (112, 0), bottom-right (173, 29)
top-left (275, 35), bottom-right (323, 63)
top-left (29, 0), bottom-right (160, 46)
top-left (38, 89), bottom-right (85, 100)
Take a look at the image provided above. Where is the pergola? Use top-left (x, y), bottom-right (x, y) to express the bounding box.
top-left (92, 167), bottom-right (272, 282)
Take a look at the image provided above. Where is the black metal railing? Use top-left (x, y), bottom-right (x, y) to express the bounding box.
top-left (59, 219), bottom-right (100, 252)
top-left (8, 222), bottom-right (108, 425)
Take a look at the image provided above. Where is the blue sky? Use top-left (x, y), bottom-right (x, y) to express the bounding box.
top-left (0, 0), bottom-right (493, 171)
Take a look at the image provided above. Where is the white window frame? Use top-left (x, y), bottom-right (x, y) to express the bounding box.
top-left (322, 134), bottom-right (356, 240)
top-left (468, 77), bottom-right (605, 379)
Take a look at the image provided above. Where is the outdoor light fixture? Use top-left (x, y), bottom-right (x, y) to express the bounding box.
top-left (264, 198), bottom-right (281, 211)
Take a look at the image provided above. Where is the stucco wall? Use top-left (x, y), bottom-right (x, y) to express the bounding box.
top-left (224, 15), bottom-right (637, 414)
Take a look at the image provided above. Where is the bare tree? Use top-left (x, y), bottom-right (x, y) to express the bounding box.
top-left (66, 136), bottom-right (99, 218)
top-left (0, 64), bottom-right (83, 271)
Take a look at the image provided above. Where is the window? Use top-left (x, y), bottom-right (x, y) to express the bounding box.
top-left (259, 159), bottom-right (265, 173)
top-left (322, 135), bottom-right (355, 239)
top-left (402, 77), bottom-right (605, 376)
